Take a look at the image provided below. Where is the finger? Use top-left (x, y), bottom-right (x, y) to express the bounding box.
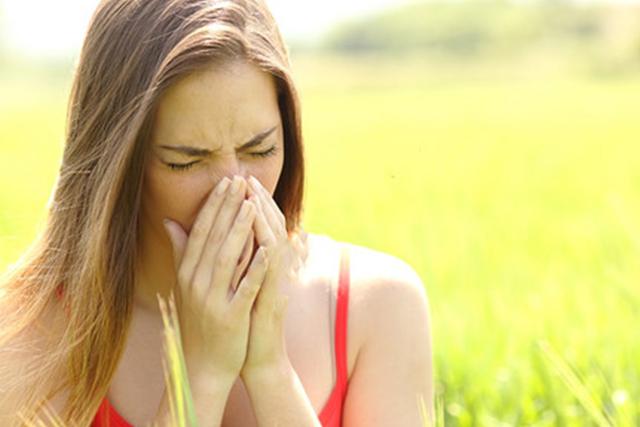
top-left (248, 176), bottom-right (286, 237)
top-left (252, 272), bottom-right (285, 318)
top-left (191, 176), bottom-right (247, 298)
top-left (252, 178), bottom-right (286, 236)
top-left (248, 195), bottom-right (279, 307)
top-left (176, 177), bottom-right (231, 286)
top-left (230, 246), bottom-right (269, 316)
top-left (249, 193), bottom-right (277, 248)
top-left (248, 187), bottom-right (286, 243)
top-left (163, 218), bottom-right (188, 272)
top-left (249, 211), bottom-right (283, 314)
top-left (206, 200), bottom-right (257, 306)
top-left (230, 261), bottom-right (243, 297)
top-left (229, 230), bottom-right (254, 295)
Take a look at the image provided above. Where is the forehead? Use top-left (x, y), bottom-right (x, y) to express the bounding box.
top-left (151, 60), bottom-right (281, 143)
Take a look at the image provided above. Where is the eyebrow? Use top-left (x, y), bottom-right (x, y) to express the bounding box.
top-left (158, 125), bottom-right (278, 157)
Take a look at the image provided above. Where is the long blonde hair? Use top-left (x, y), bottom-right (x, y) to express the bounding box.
top-left (0, 0), bottom-right (305, 424)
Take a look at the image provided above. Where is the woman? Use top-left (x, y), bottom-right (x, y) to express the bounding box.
top-left (0, 0), bottom-right (434, 425)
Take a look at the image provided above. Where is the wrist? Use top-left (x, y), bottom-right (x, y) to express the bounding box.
top-left (184, 355), bottom-right (239, 386)
top-left (241, 358), bottom-right (293, 387)
top-left (187, 369), bottom-right (237, 398)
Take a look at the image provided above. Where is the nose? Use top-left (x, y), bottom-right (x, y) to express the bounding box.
top-left (215, 167), bottom-right (252, 198)
top-left (221, 173), bottom-right (251, 185)
top-left (212, 157), bottom-right (249, 183)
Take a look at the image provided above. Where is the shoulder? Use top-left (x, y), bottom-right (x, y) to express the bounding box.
top-left (306, 232), bottom-right (430, 349)
top-left (338, 238), bottom-right (429, 312)
top-left (331, 238), bottom-right (435, 424)
top-left (305, 232), bottom-right (429, 318)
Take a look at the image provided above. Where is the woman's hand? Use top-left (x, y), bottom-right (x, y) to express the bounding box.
top-left (162, 175), bottom-right (268, 382)
top-left (239, 175), bottom-right (307, 380)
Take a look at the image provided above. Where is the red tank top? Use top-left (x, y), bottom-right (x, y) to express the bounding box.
top-left (83, 244), bottom-right (351, 427)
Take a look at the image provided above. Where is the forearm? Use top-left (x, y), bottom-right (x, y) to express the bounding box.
top-left (243, 361), bottom-right (322, 427)
top-left (150, 373), bottom-right (236, 427)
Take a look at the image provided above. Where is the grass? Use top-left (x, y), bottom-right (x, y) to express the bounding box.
top-left (1, 53), bottom-right (639, 425)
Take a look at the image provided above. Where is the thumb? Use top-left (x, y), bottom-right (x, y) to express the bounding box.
top-left (162, 218), bottom-right (188, 268)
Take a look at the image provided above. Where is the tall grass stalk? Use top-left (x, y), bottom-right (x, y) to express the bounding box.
top-left (155, 290), bottom-right (199, 427)
top-left (538, 340), bottom-right (618, 427)
top-left (418, 390), bottom-right (444, 426)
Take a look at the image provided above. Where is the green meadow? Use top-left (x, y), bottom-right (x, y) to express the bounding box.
top-left (1, 54), bottom-right (639, 425)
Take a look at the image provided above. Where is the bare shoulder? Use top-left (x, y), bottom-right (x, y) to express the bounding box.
top-left (351, 241), bottom-right (424, 284)
top-left (339, 239), bottom-right (429, 315)
top-left (305, 232), bottom-right (430, 353)
top-left (328, 239), bottom-right (435, 424)
top-left (305, 232), bottom-right (426, 291)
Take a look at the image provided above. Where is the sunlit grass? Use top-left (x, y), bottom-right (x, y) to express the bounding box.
top-left (155, 291), bottom-right (199, 427)
top-left (2, 54), bottom-right (639, 425)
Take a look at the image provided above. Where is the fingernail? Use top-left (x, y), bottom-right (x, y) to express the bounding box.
top-left (248, 175), bottom-right (259, 189)
top-left (216, 177), bottom-right (231, 195)
top-left (162, 219), bottom-right (172, 236)
top-left (230, 175), bottom-right (243, 194)
top-left (241, 201), bottom-right (254, 219)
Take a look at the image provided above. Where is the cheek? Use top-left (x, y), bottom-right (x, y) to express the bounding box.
top-left (252, 163), bottom-right (283, 195)
top-left (142, 166), bottom-right (214, 233)
top-left (256, 149), bottom-right (285, 195)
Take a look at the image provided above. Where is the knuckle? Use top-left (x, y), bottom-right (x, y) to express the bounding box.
top-left (191, 277), bottom-right (208, 295)
top-left (237, 283), bottom-right (255, 299)
top-left (247, 272), bottom-right (264, 290)
top-left (191, 287), bottom-right (206, 305)
top-left (177, 269), bottom-right (191, 286)
top-left (238, 280), bottom-right (259, 300)
top-left (234, 213), bottom-right (249, 229)
top-left (215, 253), bottom-right (232, 268)
top-left (204, 297), bottom-right (222, 317)
top-left (261, 245), bottom-right (273, 261)
top-left (208, 227), bottom-right (225, 246)
top-left (239, 199), bottom-right (251, 214)
top-left (191, 217), bottom-right (209, 238)
top-left (220, 316), bottom-right (236, 332)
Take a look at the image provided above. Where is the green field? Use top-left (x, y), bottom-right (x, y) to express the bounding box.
top-left (1, 55), bottom-right (639, 425)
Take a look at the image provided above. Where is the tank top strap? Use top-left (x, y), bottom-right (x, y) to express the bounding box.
top-left (334, 244), bottom-right (350, 396)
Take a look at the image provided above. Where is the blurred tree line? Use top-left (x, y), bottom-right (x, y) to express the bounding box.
top-left (318, 0), bottom-right (640, 74)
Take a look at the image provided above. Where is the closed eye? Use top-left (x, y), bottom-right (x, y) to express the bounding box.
top-left (166, 161), bottom-right (199, 171)
top-left (165, 146), bottom-right (278, 172)
top-left (251, 146), bottom-right (277, 158)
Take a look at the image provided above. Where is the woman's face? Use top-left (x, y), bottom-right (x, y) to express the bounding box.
top-left (141, 59), bottom-right (285, 239)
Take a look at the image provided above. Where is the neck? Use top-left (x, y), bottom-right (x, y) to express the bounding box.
top-left (135, 225), bottom-right (176, 316)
